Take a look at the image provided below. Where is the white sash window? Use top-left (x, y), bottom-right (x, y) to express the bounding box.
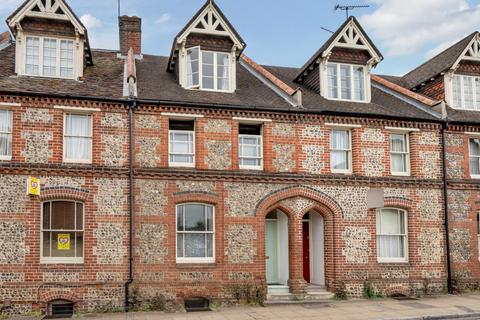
top-left (330, 129), bottom-right (352, 173)
top-left (239, 124), bottom-right (263, 170)
top-left (0, 109), bottom-right (12, 159)
top-left (377, 208), bottom-right (408, 263)
top-left (41, 201), bottom-right (84, 264)
top-left (169, 120), bottom-right (195, 167)
top-left (390, 133), bottom-right (410, 176)
top-left (63, 113), bottom-right (93, 163)
top-left (176, 203), bottom-right (215, 263)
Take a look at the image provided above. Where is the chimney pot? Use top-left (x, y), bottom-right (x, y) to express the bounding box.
top-left (119, 15), bottom-right (141, 56)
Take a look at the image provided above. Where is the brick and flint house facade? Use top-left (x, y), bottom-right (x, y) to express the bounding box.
top-left (0, 0), bottom-right (479, 316)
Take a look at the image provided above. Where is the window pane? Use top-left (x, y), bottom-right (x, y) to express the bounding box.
top-left (60, 40), bottom-right (74, 78)
top-left (0, 110), bottom-right (12, 132)
top-left (206, 233), bottom-right (213, 257)
top-left (187, 48), bottom-right (200, 87)
top-left (240, 158), bottom-right (261, 166)
top-left (377, 235), bottom-right (404, 258)
top-left (177, 205), bottom-right (184, 231)
top-left (331, 150), bottom-right (348, 170)
top-left (203, 52), bottom-right (214, 64)
top-left (379, 209), bottom-right (401, 234)
top-left (353, 67), bottom-right (365, 101)
top-left (43, 38), bottom-right (57, 77)
top-left (391, 154), bottom-right (406, 172)
top-left (76, 232), bottom-right (83, 257)
top-left (391, 134), bottom-right (407, 152)
top-left (184, 204), bottom-right (206, 231)
top-left (184, 233), bottom-right (206, 257)
top-left (76, 203), bottom-right (83, 230)
top-left (476, 78), bottom-right (480, 110)
top-left (51, 231), bottom-right (76, 257)
top-left (327, 64), bottom-right (338, 99)
top-left (42, 231), bottom-right (51, 257)
top-left (177, 234), bottom-right (184, 257)
top-left (171, 154), bottom-right (194, 163)
top-left (202, 76), bottom-right (214, 89)
top-left (464, 76), bottom-right (474, 109)
top-left (470, 158), bottom-right (480, 175)
top-left (206, 206), bottom-right (213, 232)
top-left (51, 201), bottom-right (76, 230)
top-left (340, 65), bottom-right (351, 100)
top-left (66, 114), bottom-right (91, 137)
top-left (331, 130), bottom-right (349, 149)
top-left (202, 52), bottom-right (214, 89)
top-left (43, 202), bottom-right (50, 229)
top-left (217, 53), bottom-right (229, 91)
top-left (26, 37), bottom-right (40, 75)
top-left (452, 75), bottom-right (462, 109)
top-left (65, 137), bottom-right (92, 161)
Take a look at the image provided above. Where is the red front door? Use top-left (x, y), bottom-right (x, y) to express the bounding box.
top-left (302, 222), bottom-right (310, 283)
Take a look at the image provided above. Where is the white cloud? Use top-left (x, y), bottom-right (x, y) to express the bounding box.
top-left (360, 0), bottom-right (480, 57)
top-left (80, 14), bottom-right (102, 30)
top-left (155, 13), bottom-right (171, 25)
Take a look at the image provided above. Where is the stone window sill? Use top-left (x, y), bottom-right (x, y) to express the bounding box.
top-left (176, 263), bottom-right (217, 269)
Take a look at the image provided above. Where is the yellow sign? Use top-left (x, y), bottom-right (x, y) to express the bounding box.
top-left (57, 234), bottom-right (71, 250)
top-left (27, 177), bottom-right (40, 196)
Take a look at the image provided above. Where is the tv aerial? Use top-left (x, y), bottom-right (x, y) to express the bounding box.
top-left (334, 4), bottom-right (370, 19)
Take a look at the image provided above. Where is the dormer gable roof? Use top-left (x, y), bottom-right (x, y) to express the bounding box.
top-left (294, 16), bottom-right (383, 83)
top-left (167, 0), bottom-right (246, 72)
top-left (6, 0), bottom-right (92, 65)
top-left (402, 32), bottom-right (479, 89)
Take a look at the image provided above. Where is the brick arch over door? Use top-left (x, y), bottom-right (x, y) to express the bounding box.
top-left (255, 186), bottom-right (340, 293)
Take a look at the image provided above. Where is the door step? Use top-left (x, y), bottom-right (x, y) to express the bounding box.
top-left (266, 290), bottom-right (334, 305)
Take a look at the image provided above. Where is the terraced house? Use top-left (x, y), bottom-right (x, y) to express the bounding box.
top-left (0, 0), bottom-right (478, 317)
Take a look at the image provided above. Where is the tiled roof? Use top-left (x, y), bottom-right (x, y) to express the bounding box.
top-left (401, 32), bottom-right (477, 89)
top-left (264, 65), bottom-right (439, 121)
top-left (136, 54), bottom-right (293, 110)
top-left (0, 44), bottom-right (125, 99)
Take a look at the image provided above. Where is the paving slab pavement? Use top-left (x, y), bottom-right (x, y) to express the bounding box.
top-left (7, 294), bottom-right (480, 320)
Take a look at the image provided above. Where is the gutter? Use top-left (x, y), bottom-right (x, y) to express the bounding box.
top-left (440, 120), bottom-right (453, 294)
top-left (125, 98), bottom-right (136, 311)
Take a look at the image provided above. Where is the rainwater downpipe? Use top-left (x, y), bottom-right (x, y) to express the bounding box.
top-left (441, 121), bottom-right (453, 294)
top-left (125, 98), bottom-right (137, 311)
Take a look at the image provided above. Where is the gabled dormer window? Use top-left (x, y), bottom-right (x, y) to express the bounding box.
top-left (326, 63), bottom-right (367, 102)
top-left (25, 36), bottom-right (75, 79)
top-left (186, 47), bottom-right (231, 92)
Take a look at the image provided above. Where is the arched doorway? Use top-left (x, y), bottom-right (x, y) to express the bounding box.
top-left (265, 209), bottom-right (289, 292)
top-left (302, 211), bottom-right (325, 286)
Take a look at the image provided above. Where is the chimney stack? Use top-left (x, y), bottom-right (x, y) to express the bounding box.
top-left (119, 16), bottom-right (141, 56)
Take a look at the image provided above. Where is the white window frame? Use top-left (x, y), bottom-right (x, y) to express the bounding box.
top-left (390, 133), bottom-right (410, 176)
top-left (24, 35), bottom-right (76, 79)
top-left (239, 133), bottom-right (263, 171)
top-left (168, 129), bottom-right (196, 168)
top-left (330, 129), bottom-right (352, 174)
top-left (175, 203), bottom-right (215, 264)
top-left (40, 200), bottom-right (85, 264)
top-left (450, 74), bottom-right (480, 111)
top-left (324, 63), bottom-right (368, 103)
top-left (469, 137), bottom-right (480, 179)
top-left (185, 46), bottom-right (233, 93)
top-left (63, 113), bottom-right (93, 164)
top-left (0, 109), bottom-right (13, 161)
top-left (376, 208), bottom-right (408, 263)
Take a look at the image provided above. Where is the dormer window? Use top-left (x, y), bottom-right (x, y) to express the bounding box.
top-left (186, 47), bottom-right (231, 92)
top-left (451, 74), bottom-right (480, 110)
top-left (326, 63), bottom-right (367, 102)
top-left (25, 36), bottom-right (75, 79)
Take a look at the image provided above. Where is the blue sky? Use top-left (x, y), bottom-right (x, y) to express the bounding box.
top-left (1, 0), bottom-right (479, 75)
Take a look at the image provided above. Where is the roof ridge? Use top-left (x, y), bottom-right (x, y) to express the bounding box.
top-left (402, 31), bottom-right (478, 82)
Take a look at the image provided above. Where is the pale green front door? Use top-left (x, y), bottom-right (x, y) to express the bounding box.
top-left (265, 220), bottom-right (278, 284)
